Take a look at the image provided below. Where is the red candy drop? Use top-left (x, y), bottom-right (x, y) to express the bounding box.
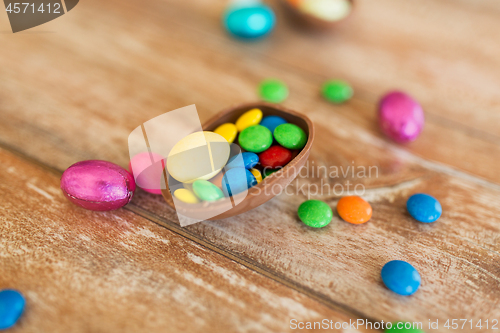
top-left (259, 146), bottom-right (292, 168)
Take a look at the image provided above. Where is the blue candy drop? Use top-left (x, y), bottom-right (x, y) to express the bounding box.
top-left (381, 260), bottom-right (421, 296)
top-left (223, 4), bottom-right (275, 39)
top-left (0, 289), bottom-right (25, 330)
top-left (226, 152), bottom-right (259, 170)
top-left (221, 168), bottom-right (257, 197)
top-left (407, 193), bottom-right (442, 223)
top-left (260, 115), bottom-right (287, 133)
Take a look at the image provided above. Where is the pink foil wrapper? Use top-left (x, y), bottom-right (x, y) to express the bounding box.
top-left (379, 91), bottom-right (424, 142)
top-left (61, 160), bottom-right (136, 211)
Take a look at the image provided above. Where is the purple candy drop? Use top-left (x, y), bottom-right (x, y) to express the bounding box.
top-left (378, 91), bottom-right (424, 142)
top-left (61, 160), bottom-right (136, 211)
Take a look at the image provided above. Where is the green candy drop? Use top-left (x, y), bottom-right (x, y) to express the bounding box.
top-left (297, 200), bottom-right (333, 228)
top-left (385, 322), bottom-right (425, 333)
top-left (192, 180), bottom-right (224, 202)
top-left (238, 125), bottom-right (273, 153)
top-left (263, 168), bottom-right (280, 178)
top-left (321, 80), bottom-right (353, 104)
top-left (258, 79), bottom-right (289, 103)
top-left (274, 123), bottom-right (307, 150)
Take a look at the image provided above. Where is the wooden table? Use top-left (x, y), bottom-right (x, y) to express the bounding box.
top-left (1, 0), bottom-right (499, 332)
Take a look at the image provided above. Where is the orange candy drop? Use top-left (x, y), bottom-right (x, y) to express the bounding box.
top-left (337, 196), bottom-right (372, 224)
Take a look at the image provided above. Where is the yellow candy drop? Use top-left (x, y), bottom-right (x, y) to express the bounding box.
top-left (214, 123), bottom-right (238, 143)
top-left (167, 131), bottom-right (230, 183)
top-left (174, 188), bottom-right (200, 204)
top-left (250, 168), bottom-right (262, 184)
top-left (236, 108), bottom-right (263, 132)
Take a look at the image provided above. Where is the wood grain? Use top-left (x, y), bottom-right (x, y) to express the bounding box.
top-left (0, 0), bottom-right (499, 184)
top-left (0, 147), bottom-right (374, 333)
top-left (162, 0), bottom-right (500, 138)
top-left (1, 0), bottom-right (499, 332)
top-left (132, 154), bottom-right (500, 329)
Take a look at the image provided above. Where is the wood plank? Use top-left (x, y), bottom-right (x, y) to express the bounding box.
top-left (157, 0), bottom-right (500, 139)
top-left (0, 0), bottom-right (499, 184)
top-left (0, 147), bottom-right (373, 333)
top-left (131, 143), bottom-right (500, 329)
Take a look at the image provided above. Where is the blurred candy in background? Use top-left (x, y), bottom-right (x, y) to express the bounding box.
top-left (223, 0), bottom-right (276, 39)
top-left (223, 0), bottom-right (354, 41)
top-left (288, 0), bottom-right (352, 22)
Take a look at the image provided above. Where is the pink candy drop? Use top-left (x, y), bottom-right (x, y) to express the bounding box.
top-left (61, 160), bottom-right (136, 211)
top-left (128, 152), bottom-right (165, 195)
top-left (378, 91), bottom-right (424, 142)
